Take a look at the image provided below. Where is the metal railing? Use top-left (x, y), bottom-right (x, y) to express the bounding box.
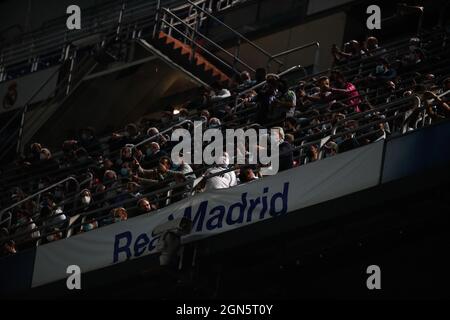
top-left (0, 0), bottom-right (160, 83)
top-left (233, 65), bottom-right (307, 113)
top-left (1, 31), bottom-right (449, 249)
top-left (0, 176), bottom-right (80, 229)
top-left (154, 0), bottom-right (286, 77)
top-left (266, 42), bottom-right (320, 73)
top-left (0, 0), bottom-right (241, 84)
top-left (157, 7), bottom-right (255, 73)
top-left (0, 49), bottom-right (98, 163)
top-left (185, 0), bottom-right (284, 68)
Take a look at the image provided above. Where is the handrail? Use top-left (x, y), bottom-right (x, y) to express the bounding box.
top-left (234, 65), bottom-right (306, 113)
top-left (185, 0), bottom-right (284, 68)
top-left (132, 117), bottom-right (207, 150)
top-left (0, 32), bottom-right (446, 186)
top-left (330, 96), bottom-right (418, 135)
top-left (1, 109), bottom-right (431, 246)
top-left (159, 10), bottom-right (255, 72)
top-left (132, 119), bottom-right (190, 150)
top-left (438, 89), bottom-right (450, 98)
top-left (0, 176), bottom-right (80, 226)
top-left (0, 0), bottom-right (160, 82)
top-left (1, 85), bottom-right (448, 245)
top-left (267, 42), bottom-right (320, 71)
top-left (1, 36), bottom-right (449, 246)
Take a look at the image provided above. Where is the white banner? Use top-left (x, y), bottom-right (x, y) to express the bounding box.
top-left (0, 66), bottom-right (60, 114)
top-left (32, 141), bottom-right (384, 288)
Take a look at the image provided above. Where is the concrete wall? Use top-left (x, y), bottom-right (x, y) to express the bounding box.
top-left (33, 57), bottom-right (198, 147)
top-left (0, 0), bottom-right (111, 32)
top-left (220, 11), bottom-right (346, 73)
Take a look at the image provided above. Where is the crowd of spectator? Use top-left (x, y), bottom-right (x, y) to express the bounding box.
top-left (1, 29), bottom-right (450, 257)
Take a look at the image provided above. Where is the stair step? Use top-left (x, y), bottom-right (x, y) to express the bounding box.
top-left (156, 31), bottom-right (231, 84)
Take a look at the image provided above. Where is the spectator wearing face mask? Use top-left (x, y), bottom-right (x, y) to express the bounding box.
top-left (79, 217), bottom-right (98, 234)
top-left (79, 189), bottom-right (94, 213)
top-left (237, 71), bottom-right (255, 91)
top-left (119, 162), bottom-right (133, 180)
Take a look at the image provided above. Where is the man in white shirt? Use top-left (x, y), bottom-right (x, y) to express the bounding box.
top-left (204, 152), bottom-right (237, 190)
top-left (210, 81), bottom-right (231, 102)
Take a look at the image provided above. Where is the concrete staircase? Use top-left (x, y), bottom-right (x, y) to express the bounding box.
top-left (153, 31), bottom-right (230, 85)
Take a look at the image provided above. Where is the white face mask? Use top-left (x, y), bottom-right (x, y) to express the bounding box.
top-left (81, 196), bottom-right (91, 205)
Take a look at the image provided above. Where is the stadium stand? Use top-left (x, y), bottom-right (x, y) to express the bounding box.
top-left (2, 24), bottom-right (449, 253)
top-left (0, 0), bottom-right (450, 295)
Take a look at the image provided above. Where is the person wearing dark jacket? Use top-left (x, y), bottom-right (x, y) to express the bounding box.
top-left (273, 127), bottom-right (293, 172)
